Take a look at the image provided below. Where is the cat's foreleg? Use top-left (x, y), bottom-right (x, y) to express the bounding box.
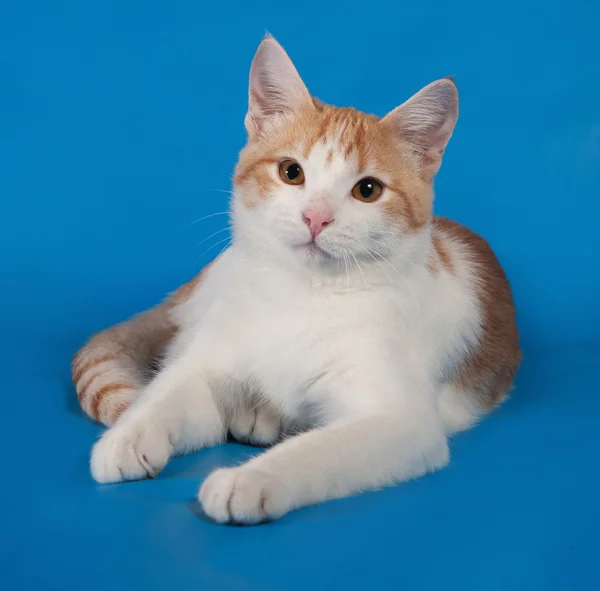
top-left (200, 368), bottom-right (448, 524)
top-left (90, 348), bottom-right (225, 484)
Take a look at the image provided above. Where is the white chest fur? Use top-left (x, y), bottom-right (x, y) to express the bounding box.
top-left (170, 244), bottom-right (478, 421)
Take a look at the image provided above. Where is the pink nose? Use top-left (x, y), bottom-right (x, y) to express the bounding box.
top-left (302, 209), bottom-right (334, 239)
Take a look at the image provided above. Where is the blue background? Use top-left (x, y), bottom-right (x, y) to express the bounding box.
top-left (1, 1), bottom-right (599, 589)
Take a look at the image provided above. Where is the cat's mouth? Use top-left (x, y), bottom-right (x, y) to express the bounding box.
top-left (294, 241), bottom-right (330, 258)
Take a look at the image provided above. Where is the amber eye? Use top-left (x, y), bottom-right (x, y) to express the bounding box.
top-left (278, 159), bottom-right (305, 185)
top-left (352, 178), bottom-right (383, 202)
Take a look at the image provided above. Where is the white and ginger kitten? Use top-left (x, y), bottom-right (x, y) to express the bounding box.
top-left (72, 36), bottom-right (521, 524)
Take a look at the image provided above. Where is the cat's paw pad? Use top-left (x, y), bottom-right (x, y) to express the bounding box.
top-left (229, 405), bottom-right (281, 447)
top-left (90, 418), bottom-right (173, 484)
top-left (199, 466), bottom-right (290, 524)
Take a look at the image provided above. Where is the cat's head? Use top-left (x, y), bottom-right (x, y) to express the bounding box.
top-left (231, 36), bottom-right (458, 271)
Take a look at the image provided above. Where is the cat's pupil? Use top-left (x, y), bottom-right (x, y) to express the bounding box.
top-left (360, 180), bottom-right (374, 198)
top-left (286, 163), bottom-right (300, 180)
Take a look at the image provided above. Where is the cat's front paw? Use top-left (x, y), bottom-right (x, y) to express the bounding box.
top-left (90, 416), bottom-right (173, 484)
top-left (199, 466), bottom-right (291, 524)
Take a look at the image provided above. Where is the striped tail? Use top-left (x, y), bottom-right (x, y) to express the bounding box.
top-left (71, 270), bottom-right (206, 425)
top-left (71, 303), bottom-right (176, 426)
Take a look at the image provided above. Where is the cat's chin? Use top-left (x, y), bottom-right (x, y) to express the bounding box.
top-left (292, 242), bottom-right (334, 266)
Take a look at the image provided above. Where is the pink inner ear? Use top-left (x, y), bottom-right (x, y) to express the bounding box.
top-left (246, 37), bottom-right (313, 135)
top-left (425, 117), bottom-right (458, 156)
top-left (382, 79), bottom-right (458, 176)
top-left (385, 80), bottom-right (457, 145)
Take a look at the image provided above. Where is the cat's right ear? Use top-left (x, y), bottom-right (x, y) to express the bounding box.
top-left (245, 36), bottom-right (313, 139)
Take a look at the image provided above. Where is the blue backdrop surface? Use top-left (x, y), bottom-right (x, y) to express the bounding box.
top-left (1, 1), bottom-right (599, 589)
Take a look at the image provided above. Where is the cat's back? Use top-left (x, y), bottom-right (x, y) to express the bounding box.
top-left (432, 215), bottom-right (516, 314)
top-left (432, 215), bottom-right (522, 411)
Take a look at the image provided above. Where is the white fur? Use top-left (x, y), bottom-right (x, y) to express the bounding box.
top-left (90, 156), bottom-right (483, 522)
top-left (89, 39), bottom-right (483, 524)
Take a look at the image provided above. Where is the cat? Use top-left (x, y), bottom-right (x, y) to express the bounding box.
top-left (72, 36), bottom-right (521, 524)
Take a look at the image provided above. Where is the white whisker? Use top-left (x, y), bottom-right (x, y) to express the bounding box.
top-left (350, 238), bottom-right (393, 283)
top-left (369, 236), bottom-right (429, 281)
top-left (195, 235), bottom-right (234, 263)
top-left (342, 251), bottom-right (351, 287)
top-left (216, 240), bottom-right (233, 259)
top-left (186, 211), bottom-right (230, 228)
top-left (368, 246), bottom-right (422, 318)
top-left (348, 249), bottom-right (369, 289)
top-left (196, 226), bottom-right (232, 248)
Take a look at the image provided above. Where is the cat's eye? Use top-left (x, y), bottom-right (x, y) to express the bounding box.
top-left (352, 178), bottom-right (383, 202)
top-left (278, 159), bottom-right (305, 185)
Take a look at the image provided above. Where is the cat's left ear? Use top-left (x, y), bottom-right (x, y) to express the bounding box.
top-left (245, 36), bottom-right (314, 139)
top-left (382, 78), bottom-right (458, 180)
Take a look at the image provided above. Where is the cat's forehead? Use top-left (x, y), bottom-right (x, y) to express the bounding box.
top-left (304, 140), bottom-right (355, 181)
top-left (234, 103), bottom-right (416, 203)
top-left (295, 105), bottom-right (384, 172)
top-left (241, 103), bottom-right (397, 173)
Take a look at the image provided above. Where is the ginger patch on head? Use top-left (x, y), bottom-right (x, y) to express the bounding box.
top-left (233, 36), bottom-right (457, 230)
top-left (234, 102), bottom-right (433, 231)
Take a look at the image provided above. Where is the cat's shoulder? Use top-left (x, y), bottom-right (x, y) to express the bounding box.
top-left (432, 216), bottom-right (501, 267)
